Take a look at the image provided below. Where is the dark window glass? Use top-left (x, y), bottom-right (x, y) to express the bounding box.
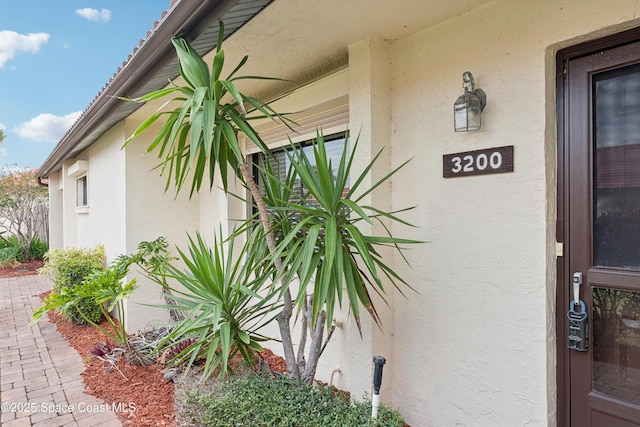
top-left (593, 64), bottom-right (640, 269)
top-left (252, 133), bottom-right (348, 208)
top-left (76, 175), bottom-right (88, 207)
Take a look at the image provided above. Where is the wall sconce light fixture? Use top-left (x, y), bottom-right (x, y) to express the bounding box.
top-left (454, 71), bottom-right (487, 132)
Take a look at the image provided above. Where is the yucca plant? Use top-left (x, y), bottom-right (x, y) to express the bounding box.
top-left (274, 131), bottom-right (418, 328)
top-left (124, 21), bottom-right (422, 383)
top-left (152, 230), bottom-right (280, 379)
top-left (122, 22), bottom-right (290, 198)
top-left (252, 131), bottom-right (420, 383)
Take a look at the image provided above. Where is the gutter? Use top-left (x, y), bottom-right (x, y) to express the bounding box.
top-left (37, 0), bottom-right (241, 179)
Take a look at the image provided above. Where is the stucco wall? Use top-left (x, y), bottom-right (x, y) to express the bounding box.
top-left (75, 123), bottom-right (127, 260)
top-left (383, 1), bottom-right (640, 426)
top-left (52, 124), bottom-right (127, 256)
top-left (47, 171), bottom-right (63, 250)
top-left (123, 119), bottom-right (201, 333)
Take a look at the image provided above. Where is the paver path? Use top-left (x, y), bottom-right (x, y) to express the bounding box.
top-left (0, 274), bottom-right (122, 426)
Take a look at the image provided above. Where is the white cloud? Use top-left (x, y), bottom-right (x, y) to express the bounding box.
top-left (14, 111), bottom-right (83, 143)
top-left (76, 8), bottom-right (111, 22)
top-left (0, 123), bottom-right (6, 132)
top-left (0, 31), bottom-right (50, 68)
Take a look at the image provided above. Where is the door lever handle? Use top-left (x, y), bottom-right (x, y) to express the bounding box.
top-left (572, 272), bottom-right (583, 305)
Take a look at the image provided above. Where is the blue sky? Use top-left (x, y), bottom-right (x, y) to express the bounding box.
top-left (0, 1), bottom-right (171, 170)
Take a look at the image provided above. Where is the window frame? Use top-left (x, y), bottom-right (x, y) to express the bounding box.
top-left (76, 174), bottom-right (88, 211)
top-left (249, 131), bottom-right (348, 214)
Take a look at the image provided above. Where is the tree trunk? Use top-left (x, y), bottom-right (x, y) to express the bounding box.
top-left (237, 160), bottom-right (300, 379)
top-left (301, 301), bottom-right (325, 385)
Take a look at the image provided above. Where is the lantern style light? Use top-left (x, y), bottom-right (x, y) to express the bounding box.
top-left (454, 71), bottom-right (487, 132)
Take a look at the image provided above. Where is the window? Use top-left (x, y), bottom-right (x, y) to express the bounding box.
top-left (68, 160), bottom-right (89, 212)
top-left (76, 175), bottom-right (88, 208)
top-left (252, 132), bottom-right (349, 208)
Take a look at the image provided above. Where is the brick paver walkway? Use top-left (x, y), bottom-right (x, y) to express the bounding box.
top-left (0, 274), bottom-right (121, 426)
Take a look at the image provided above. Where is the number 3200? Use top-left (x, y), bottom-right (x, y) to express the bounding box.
top-left (450, 152), bottom-right (503, 174)
top-left (443, 146), bottom-right (513, 178)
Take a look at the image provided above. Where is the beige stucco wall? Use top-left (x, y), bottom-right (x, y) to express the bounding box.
top-left (51, 124), bottom-right (127, 255)
top-left (380, 1), bottom-right (640, 426)
top-left (122, 119), bottom-right (201, 332)
top-left (47, 170), bottom-right (63, 250)
top-left (75, 123), bottom-right (127, 259)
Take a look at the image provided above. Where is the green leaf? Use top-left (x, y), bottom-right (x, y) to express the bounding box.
top-left (238, 330), bottom-right (250, 345)
top-left (220, 80), bottom-right (246, 115)
top-left (341, 199), bottom-right (372, 224)
top-left (216, 21), bottom-right (225, 54)
top-left (171, 37), bottom-right (210, 88)
top-left (211, 50), bottom-right (225, 90)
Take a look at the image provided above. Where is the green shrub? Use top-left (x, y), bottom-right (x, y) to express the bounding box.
top-left (41, 246), bottom-right (105, 292)
top-left (0, 238), bottom-right (25, 266)
top-left (62, 297), bottom-right (104, 325)
top-left (0, 236), bottom-right (47, 264)
top-left (39, 245), bottom-right (105, 325)
top-left (29, 237), bottom-right (49, 260)
top-left (180, 375), bottom-right (405, 427)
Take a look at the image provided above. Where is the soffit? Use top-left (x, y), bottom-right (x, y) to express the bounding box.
top-left (211, 0), bottom-right (496, 100)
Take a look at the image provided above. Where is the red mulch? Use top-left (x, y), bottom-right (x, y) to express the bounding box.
top-left (38, 295), bottom-right (289, 426)
top-left (11, 258), bottom-right (288, 427)
top-left (0, 259), bottom-right (45, 277)
top-left (40, 293), bottom-right (176, 426)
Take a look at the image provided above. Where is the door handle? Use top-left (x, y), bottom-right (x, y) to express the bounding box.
top-left (572, 272), bottom-right (583, 305)
top-left (568, 272), bottom-right (588, 351)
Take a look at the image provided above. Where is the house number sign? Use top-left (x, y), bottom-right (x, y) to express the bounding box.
top-left (443, 145), bottom-right (514, 178)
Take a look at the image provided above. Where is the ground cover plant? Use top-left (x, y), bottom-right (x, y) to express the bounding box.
top-left (0, 235), bottom-right (48, 266)
top-left (177, 374), bottom-right (405, 427)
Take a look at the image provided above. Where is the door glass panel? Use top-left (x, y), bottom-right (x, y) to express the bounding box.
top-left (593, 64), bottom-right (640, 269)
top-left (593, 288), bottom-right (640, 403)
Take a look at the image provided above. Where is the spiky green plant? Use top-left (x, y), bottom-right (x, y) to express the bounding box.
top-left (153, 230), bottom-right (281, 380)
top-left (271, 131), bottom-right (418, 330)
top-left (122, 22), bottom-right (289, 197)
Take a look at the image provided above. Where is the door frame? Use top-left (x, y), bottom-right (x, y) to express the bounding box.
top-left (556, 26), bottom-right (640, 427)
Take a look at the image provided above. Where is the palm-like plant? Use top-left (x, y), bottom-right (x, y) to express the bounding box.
top-left (123, 24), bottom-right (287, 197)
top-left (124, 22), bottom-right (422, 383)
top-left (154, 231), bottom-right (280, 379)
top-left (253, 131), bottom-right (420, 382)
top-left (274, 132), bottom-right (418, 328)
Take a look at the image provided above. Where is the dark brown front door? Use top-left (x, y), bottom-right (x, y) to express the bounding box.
top-left (563, 37), bottom-right (640, 426)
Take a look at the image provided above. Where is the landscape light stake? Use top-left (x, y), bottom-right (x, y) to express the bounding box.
top-left (372, 355), bottom-right (386, 419)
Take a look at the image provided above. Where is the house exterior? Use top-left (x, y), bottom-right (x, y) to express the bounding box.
top-left (37, 0), bottom-right (640, 425)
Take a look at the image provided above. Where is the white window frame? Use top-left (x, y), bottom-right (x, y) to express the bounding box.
top-left (68, 160), bottom-right (89, 213)
top-left (76, 174), bottom-right (88, 209)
